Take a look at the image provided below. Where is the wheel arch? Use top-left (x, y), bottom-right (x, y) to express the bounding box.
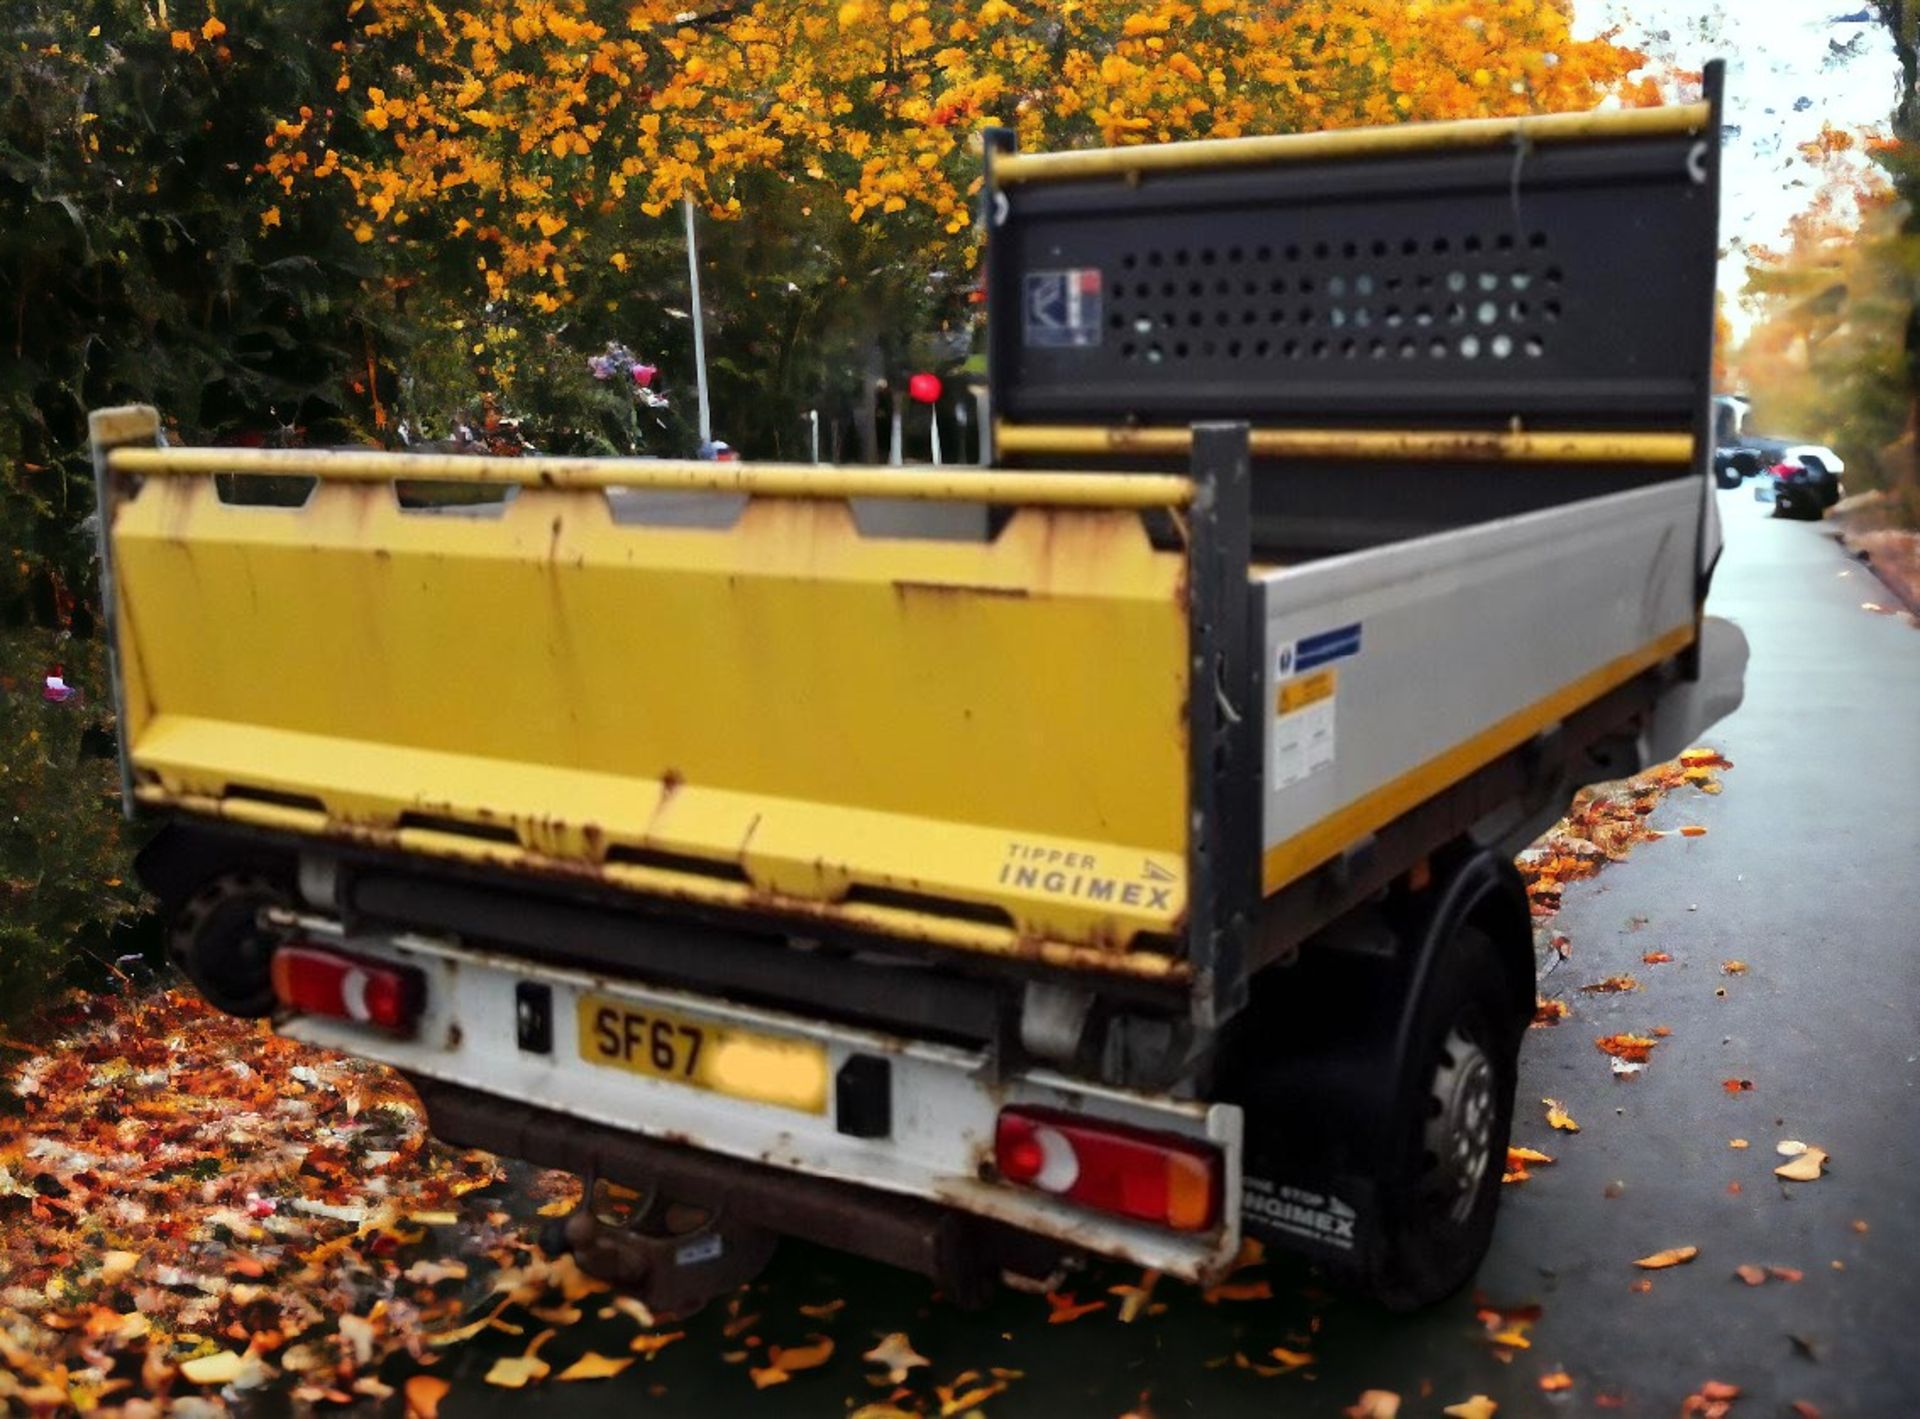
top-left (1392, 843), bottom-right (1535, 1061)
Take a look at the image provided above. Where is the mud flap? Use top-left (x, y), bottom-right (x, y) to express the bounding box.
top-left (1239, 1170), bottom-right (1378, 1269)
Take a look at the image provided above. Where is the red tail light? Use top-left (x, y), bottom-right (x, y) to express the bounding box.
top-left (270, 945), bottom-right (424, 1035)
top-left (994, 1108), bottom-right (1220, 1232)
top-left (1771, 461), bottom-right (1800, 480)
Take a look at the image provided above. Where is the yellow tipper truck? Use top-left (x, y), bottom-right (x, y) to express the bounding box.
top-left (94, 65), bottom-right (1743, 1311)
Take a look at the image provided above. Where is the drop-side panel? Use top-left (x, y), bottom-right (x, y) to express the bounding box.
top-left (1257, 479), bottom-right (1702, 892)
top-left (108, 465), bottom-right (1195, 974)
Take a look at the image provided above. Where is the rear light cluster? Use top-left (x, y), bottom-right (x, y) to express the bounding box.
top-left (270, 945), bottom-right (424, 1035)
top-left (994, 1107), bottom-right (1220, 1232)
top-left (1771, 461), bottom-right (1802, 480)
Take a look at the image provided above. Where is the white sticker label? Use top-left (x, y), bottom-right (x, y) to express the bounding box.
top-left (1271, 669), bottom-right (1337, 790)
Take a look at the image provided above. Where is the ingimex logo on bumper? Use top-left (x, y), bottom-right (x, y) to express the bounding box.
top-left (997, 841), bottom-right (1178, 911)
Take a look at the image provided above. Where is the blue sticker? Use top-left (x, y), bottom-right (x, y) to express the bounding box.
top-left (1284, 622), bottom-right (1362, 674)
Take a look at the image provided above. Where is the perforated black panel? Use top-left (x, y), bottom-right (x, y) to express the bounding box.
top-left (1102, 228), bottom-right (1563, 370)
top-left (987, 114), bottom-right (1720, 433)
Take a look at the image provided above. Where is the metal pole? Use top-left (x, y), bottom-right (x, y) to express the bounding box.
top-left (683, 197), bottom-right (713, 446)
top-left (809, 409), bottom-right (820, 464)
top-left (929, 407), bottom-right (942, 466)
top-left (888, 394), bottom-right (904, 466)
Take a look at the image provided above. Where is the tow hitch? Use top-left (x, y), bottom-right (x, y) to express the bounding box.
top-left (538, 1176), bottom-right (777, 1319)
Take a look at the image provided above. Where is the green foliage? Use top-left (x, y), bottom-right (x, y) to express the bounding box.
top-left (0, 0), bottom-right (386, 1020)
top-left (0, 632), bottom-right (146, 1024)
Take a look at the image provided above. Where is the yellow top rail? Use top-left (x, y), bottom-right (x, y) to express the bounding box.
top-left (993, 102), bottom-right (1713, 187)
top-left (108, 445), bottom-right (1195, 509)
top-left (995, 425), bottom-right (1696, 466)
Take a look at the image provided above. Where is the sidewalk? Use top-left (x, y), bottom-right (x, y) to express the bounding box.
top-left (1458, 489), bottom-right (1920, 1415)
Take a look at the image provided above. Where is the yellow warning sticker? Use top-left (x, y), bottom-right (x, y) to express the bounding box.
top-left (1277, 668), bottom-right (1337, 715)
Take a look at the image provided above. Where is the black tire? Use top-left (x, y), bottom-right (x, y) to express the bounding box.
top-left (1347, 925), bottom-right (1519, 1311)
top-left (1714, 463), bottom-right (1743, 490)
top-left (167, 874), bottom-right (290, 1016)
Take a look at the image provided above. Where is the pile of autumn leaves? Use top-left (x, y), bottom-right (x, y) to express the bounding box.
top-left (0, 988), bottom-right (594, 1414)
top-left (0, 992), bottom-right (999, 1415)
top-left (1515, 746), bottom-right (1731, 928)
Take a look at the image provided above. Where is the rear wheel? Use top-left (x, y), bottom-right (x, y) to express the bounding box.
top-left (1345, 925), bottom-right (1519, 1311)
top-left (168, 873), bottom-right (290, 1016)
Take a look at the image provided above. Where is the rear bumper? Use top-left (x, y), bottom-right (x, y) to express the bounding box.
top-left (275, 919), bottom-right (1243, 1284)
top-left (409, 1078), bottom-right (1057, 1300)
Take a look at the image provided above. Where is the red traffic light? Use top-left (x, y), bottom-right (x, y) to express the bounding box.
top-left (908, 372), bottom-right (942, 404)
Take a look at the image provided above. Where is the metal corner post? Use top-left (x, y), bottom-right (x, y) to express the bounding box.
top-left (978, 126), bottom-right (1017, 469)
top-left (1686, 59), bottom-right (1729, 677)
top-left (87, 404), bottom-right (163, 820)
top-left (1185, 421), bottom-right (1257, 1029)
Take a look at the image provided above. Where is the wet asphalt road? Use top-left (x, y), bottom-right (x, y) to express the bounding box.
top-left (441, 489), bottom-right (1919, 1418)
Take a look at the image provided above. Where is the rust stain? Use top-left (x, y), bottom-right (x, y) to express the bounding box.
top-left (158, 795), bottom-right (1190, 983)
top-left (891, 579), bottom-right (1031, 600)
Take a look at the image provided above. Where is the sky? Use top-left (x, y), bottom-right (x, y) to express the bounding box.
top-left (1575, 0), bottom-right (1902, 327)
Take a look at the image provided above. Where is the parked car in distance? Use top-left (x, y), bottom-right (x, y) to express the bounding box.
top-left (1710, 395), bottom-right (1846, 492)
top-left (1755, 448), bottom-right (1846, 519)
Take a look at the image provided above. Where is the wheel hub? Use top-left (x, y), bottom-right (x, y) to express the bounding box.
top-left (1425, 1027), bottom-right (1496, 1225)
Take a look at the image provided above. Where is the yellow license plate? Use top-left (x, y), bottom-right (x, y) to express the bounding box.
top-left (577, 995), bottom-right (830, 1115)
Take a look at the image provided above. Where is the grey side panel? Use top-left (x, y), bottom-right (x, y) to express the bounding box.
top-left (1257, 479), bottom-right (1701, 869)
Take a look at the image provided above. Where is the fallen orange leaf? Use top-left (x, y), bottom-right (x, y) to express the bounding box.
top-left (798, 1299), bottom-right (846, 1320)
top-left (628, 1330), bottom-right (685, 1359)
top-left (749, 1364), bottom-right (791, 1390)
top-left (1631, 1279), bottom-right (1653, 1293)
top-left (1268, 1346), bottom-right (1314, 1372)
top-left (1769, 1266), bottom-right (1805, 1283)
top-left (1594, 1033), bottom-right (1658, 1063)
top-left (1108, 1269), bottom-right (1160, 1324)
top-left (1721, 960), bottom-right (1747, 975)
top-left (1343, 1391), bottom-right (1401, 1419)
top-left (1443, 1395), bottom-right (1499, 1419)
top-left (1730, 1139), bottom-right (1749, 1149)
top-left (1722, 1078), bottom-right (1753, 1094)
top-left (1735, 1264), bottom-right (1767, 1286)
top-left (1634, 1245), bottom-right (1698, 1270)
top-left (1678, 825), bottom-right (1708, 837)
top-left (556, 1351), bottom-right (633, 1382)
top-left (1774, 1147), bottom-right (1828, 1182)
top-left (937, 1378), bottom-right (1009, 1416)
top-left (180, 1352), bottom-right (246, 1386)
top-left (1045, 1293), bottom-right (1108, 1323)
top-left (768, 1336), bottom-right (834, 1373)
top-left (484, 1328), bottom-right (556, 1389)
top-left (1538, 1371), bottom-right (1574, 1392)
top-left (1508, 1146), bottom-right (1554, 1166)
top-left (1581, 975), bottom-right (1640, 994)
top-left (404, 1375), bottom-right (449, 1418)
top-left (1642, 951), bottom-right (1673, 964)
top-left (1532, 998), bottom-right (1571, 1027)
top-left (1543, 1098), bottom-right (1580, 1132)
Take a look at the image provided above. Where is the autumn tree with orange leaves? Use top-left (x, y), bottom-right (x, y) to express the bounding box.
top-left (257, 0), bottom-right (1662, 455)
top-left (1736, 123), bottom-right (1919, 521)
top-left (300, 0), bottom-right (1659, 301)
